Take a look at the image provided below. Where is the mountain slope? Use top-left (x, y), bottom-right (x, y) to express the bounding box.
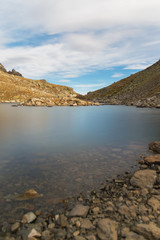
top-left (0, 65), bottom-right (96, 106)
top-left (85, 60), bottom-right (160, 107)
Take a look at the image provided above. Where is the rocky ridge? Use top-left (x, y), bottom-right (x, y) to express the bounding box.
top-left (84, 60), bottom-right (160, 108)
top-left (0, 64), bottom-right (99, 106)
top-left (1, 142), bottom-right (160, 240)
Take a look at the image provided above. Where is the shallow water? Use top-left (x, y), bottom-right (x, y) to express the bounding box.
top-left (0, 104), bottom-right (160, 223)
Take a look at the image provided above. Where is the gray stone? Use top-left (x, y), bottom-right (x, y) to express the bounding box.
top-left (130, 170), bottom-right (157, 189)
top-left (22, 212), bottom-right (37, 223)
top-left (69, 204), bottom-right (89, 217)
top-left (97, 218), bottom-right (118, 240)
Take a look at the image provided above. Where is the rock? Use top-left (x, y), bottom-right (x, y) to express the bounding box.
top-left (0, 63), bottom-right (7, 72)
top-left (125, 231), bottom-right (147, 240)
top-left (92, 207), bottom-right (100, 214)
top-left (75, 236), bottom-right (86, 240)
top-left (97, 218), bottom-right (118, 240)
top-left (86, 235), bottom-right (96, 240)
top-left (81, 219), bottom-right (94, 229)
top-left (22, 212), bottom-right (37, 223)
top-left (16, 189), bottom-right (40, 200)
top-left (148, 197), bottom-right (160, 211)
top-left (144, 155), bottom-right (160, 164)
top-left (69, 205), bottom-right (89, 217)
top-left (41, 230), bottom-right (51, 240)
top-left (149, 141), bottom-right (160, 153)
top-left (130, 170), bottom-right (157, 189)
top-left (28, 228), bottom-right (41, 238)
top-left (73, 230), bottom-right (80, 237)
top-left (8, 69), bottom-right (23, 77)
top-left (11, 222), bottom-right (20, 233)
top-left (118, 204), bottom-right (137, 219)
top-left (132, 222), bottom-right (160, 240)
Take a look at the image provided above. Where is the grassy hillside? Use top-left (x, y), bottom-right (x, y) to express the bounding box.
top-left (0, 70), bottom-right (76, 103)
top-left (85, 60), bottom-right (160, 106)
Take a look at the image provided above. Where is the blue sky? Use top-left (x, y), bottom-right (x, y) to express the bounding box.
top-left (0, 0), bottom-right (160, 94)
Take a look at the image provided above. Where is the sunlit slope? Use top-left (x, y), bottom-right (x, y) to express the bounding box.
top-left (0, 70), bottom-right (76, 103)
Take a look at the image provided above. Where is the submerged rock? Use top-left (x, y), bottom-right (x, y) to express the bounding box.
top-left (16, 189), bottom-right (41, 200)
top-left (149, 141), bottom-right (160, 154)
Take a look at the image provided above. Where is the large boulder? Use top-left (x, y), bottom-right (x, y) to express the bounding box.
top-left (149, 141), bottom-right (160, 153)
top-left (130, 170), bottom-right (157, 189)
top-left (132, 222), bottom-right (160, 240)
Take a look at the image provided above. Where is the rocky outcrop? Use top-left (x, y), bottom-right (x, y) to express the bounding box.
top-left (2, 142), bottom-right (160, 240)
top-left (19, 97), bottom-right (99, 107)
top-left (8, 69), bottom-right (23, 77)
top-left (0, 63), bottom-right (7, 73)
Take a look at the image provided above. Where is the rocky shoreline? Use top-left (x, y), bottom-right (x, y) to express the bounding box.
top-left (1, 141), bottom-right (160, 240)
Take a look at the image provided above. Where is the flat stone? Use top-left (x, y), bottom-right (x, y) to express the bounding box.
top-left (130, 170), bottom-right (157, 189)
top-left (144, 155), bottom-right (160, 164)
top-left (81, 219), bottom-right (94, 229)
top-left (149, 141), bottom-right (160, 153)
top-left (11, 222), bottom-right (20, 233)
top-left (132, 222), bottom-right (160, 240)
top-left (28, 228), bottom-right (41, 238)
top-left (22, 212), bottom-right (37, 224)
top-left (97, 218), bottom-right (118, 240)
top-left (69, 205), bottom-right (89, 218)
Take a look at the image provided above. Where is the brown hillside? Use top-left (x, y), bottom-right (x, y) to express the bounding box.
top-left (85, 60), bottom-right (160, 107)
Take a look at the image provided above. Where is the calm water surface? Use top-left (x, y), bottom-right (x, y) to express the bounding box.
top-left (0, 104), bottom-right (160, 223)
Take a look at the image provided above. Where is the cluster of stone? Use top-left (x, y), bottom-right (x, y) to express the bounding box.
top-left (0, 63), bottom-right (23, 77)
top-left (19, 97), bottom-right (100, 107)
top-left (1, 141), bottom-right (160, 240)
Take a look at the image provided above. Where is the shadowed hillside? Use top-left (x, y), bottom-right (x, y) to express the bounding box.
top-left (85, 60), bottom-right (160, 108)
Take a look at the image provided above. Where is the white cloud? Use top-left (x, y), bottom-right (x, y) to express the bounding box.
top-left (0, 0), bottom-right (160, 81)
top-left (58, 79), bottom-right (71, 83)
top-left (112, 73), bottom-right (124, 78)
top-left (75, 83), bottom-right (105, 88)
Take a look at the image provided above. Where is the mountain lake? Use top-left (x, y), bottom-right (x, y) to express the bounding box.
top-left (0, 104), bottom-right (160, 223)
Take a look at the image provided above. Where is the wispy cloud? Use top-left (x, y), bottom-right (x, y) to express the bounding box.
top-left (58, 79), bottom-right (71, 83)
top-left (74, 83), bottom-right (105, 88)
top-left (112, 73), bottom-right (124, 78)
